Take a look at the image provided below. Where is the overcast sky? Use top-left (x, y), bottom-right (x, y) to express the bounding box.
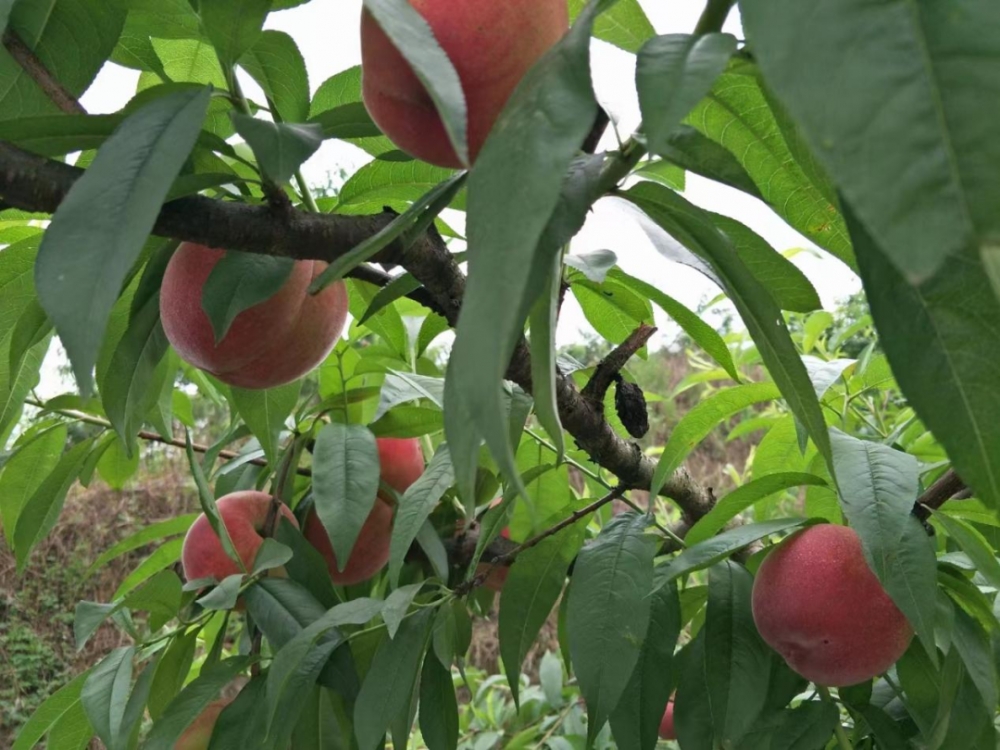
top-left (74, 0), bottom-right (859, 360)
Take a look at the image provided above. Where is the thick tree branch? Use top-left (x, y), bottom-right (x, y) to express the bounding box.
top-left (1, 30), bottom-right (87, 115)
top-left (0, 140), bottom-right (715, 521)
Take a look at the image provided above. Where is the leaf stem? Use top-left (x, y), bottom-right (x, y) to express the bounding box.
top-left (694, 0), bottom-right (737, 35)
top-left (818, 685), bottom-right (854, 750)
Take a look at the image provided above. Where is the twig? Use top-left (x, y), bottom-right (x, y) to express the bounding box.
top-left (913, 468), bottom-right (968, 519)
top-left (1, 30), bottom-right (86, 115)
top-left (24, 398), bottom-right (313, 477)
top-left (454, 485), bottom-right (626, 596)
top-left (581, 323), bottom-right (657, 404)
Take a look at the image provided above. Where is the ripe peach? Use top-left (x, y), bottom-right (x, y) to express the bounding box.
top-left (752, 524), bottom-right (913, 686)
top-left (377, 438), bottom-right (424, 498)
top-left (304, 499), bottom-right (394, 586)
top-left (658, 699), bottom-right (675, 740)
top-left (175, 698), bottom-right (231, 750)
top-left (360, 0), bottom-right (569, 167)
top-left (160, 242), bottom-right (348, 389)
top-left (181, 491), bottom-right (297, 583)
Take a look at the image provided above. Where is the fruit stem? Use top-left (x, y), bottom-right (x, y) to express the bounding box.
top-left (817, 686), bottom-right (854, 750)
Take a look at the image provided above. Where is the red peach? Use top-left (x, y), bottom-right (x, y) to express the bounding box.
top-left (360, 0), bottom-right (568, 167)
top-left (658, 699), bottom-right (675, 740)
top-left (160, 242), bottom-right (348, 389)
top-left (181, 491), bottom-right (297, 583)
top-left (377, 438), bottom-right (424, 498)
top-left (175, 698), bottom-right (231, 750)
top-left (752, 524), bottom-right (913, 686)
top-left (304, 499), bottom-right (394, 586)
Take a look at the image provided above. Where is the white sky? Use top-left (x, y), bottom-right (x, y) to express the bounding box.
top-left (73, 0), bottom-right (859, 363)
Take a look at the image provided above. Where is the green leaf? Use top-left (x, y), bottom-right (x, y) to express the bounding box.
top-left (650, 382), bottom-right (780, 497)
top-left (309, 66), bottom-right (398, 157)
top-left (568, 0), bottom-right (655, 53)
top-left (389, 443), bottom-right (454, 586)
top-left (952, 607), bottom-right (998, 716)
top-left (13, 437), bottom-right (94, 572)
top-left (685, 563), bottom-right (776, 746)
top-left (230, 380), bottom-right (300, 465)
top-left (571, 276), bottom-right (653, 345)
top-left (86, 513), bottom-right (197, 576)
top-left (568, 512), bottom-right (656, 747)
top-left (96, 435), bottom-right (140, 490)
top-left (685, 59), bottom-right (853, 266)
top-left (144, 656), bottom-right (250, 750)
top-left (654, 125), bottom-right (762, 198)
top-left (0, 0), bottom-right (11, 34)
top-left (147, 629), bottom-right (198, 722)
top-left (624, 182), bottom-right (836, 484)
top-left (273, 519), bottom-right (340, 608)
top-left (12, 670), bottom-right (91, 750)
top-left (73, 601), bottom-right (120, 653)
top-left (112, 538), bottom-right (185, 600)
top-left (528, 253), bottom-right (565, 460)
top-left (654, 518), bottom-right (809, 588)
top-left (419, 654), bottom-right (458, 750)
top-left (354, 607), bottom-right (434, 750)
top-left (444, 1), bottom-right (606, 503)
top-left (432, 600), bottom-right (472, 668)
top-left (201, 250), bottom-right (294, 342)
top-left (830, 429), bottom-right (918, 576)
top-left (313, 422), bottom-right (381, 570)
top-left (564, 249), bottom-right (617, 283)
top-left (81, 647), bottom-right (137, 750)
top-left (361, 0), bottom-right (468, 165)
top-left (686, 473), bottom-right (827, 546)
top-left (933, 510), bottom-right (1000, 591)
top-left (500, 518), bottom-right (586, 707)
top-left (609, 582), bottom-right (681, 750)
top-left (377, 585), bottom-right (418, 640)
top-left (34, 86), bottom-right (210, 395)
top-left (232, 114), bottom-right (321, 184)
top-left (740, 703), bottom-right (840, 750)
top-left (0, 424), bottom-right (66, 544)
top-left (881, 515), bottom-right (940, 667)
top-left (0, 0), bottom-right (125, 120)
top-left (336, 159), bottom-right (456, 215)
top-left (239, 29), bottom-right (310, 123)
top-left (200, 0), bottom-right (271, 68)
top-left (638, 33), bottom-right (737, 157)
top-left (741, 0), bottom-right (1000, 284)
top-left (99, 292), bottom-right (169, 454)
top-left (608, 268), bottom-right (739, 380)
top-left (710, 214), bottom-right (822, 313)
top-left (849, 208), bottom-right (1000, 511)
top-left (196, 573), bottom-right (243, 610)
top-left (310, 172), bottom-right (467, 294)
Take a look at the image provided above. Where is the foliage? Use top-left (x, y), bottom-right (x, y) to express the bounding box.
top-left (1, 0), bottom-right (999, 748)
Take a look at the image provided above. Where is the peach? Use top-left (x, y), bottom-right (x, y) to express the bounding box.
top-left (752, 524), bottom-right (913, 686)
top-left (658, 699), bottom-right (675, 740)
top-left (304, 499), bottom-right (394, 586)
top-left (160, 242), bottom-right (348, 389)
top-left (360, 0), bottom-right (568, 167)
top-left (181, 491), bottom-right (297, 583)
top-left (175, 698), bottom-right (231, 750)
top-left (376, 437), bottom-right (424, 499)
